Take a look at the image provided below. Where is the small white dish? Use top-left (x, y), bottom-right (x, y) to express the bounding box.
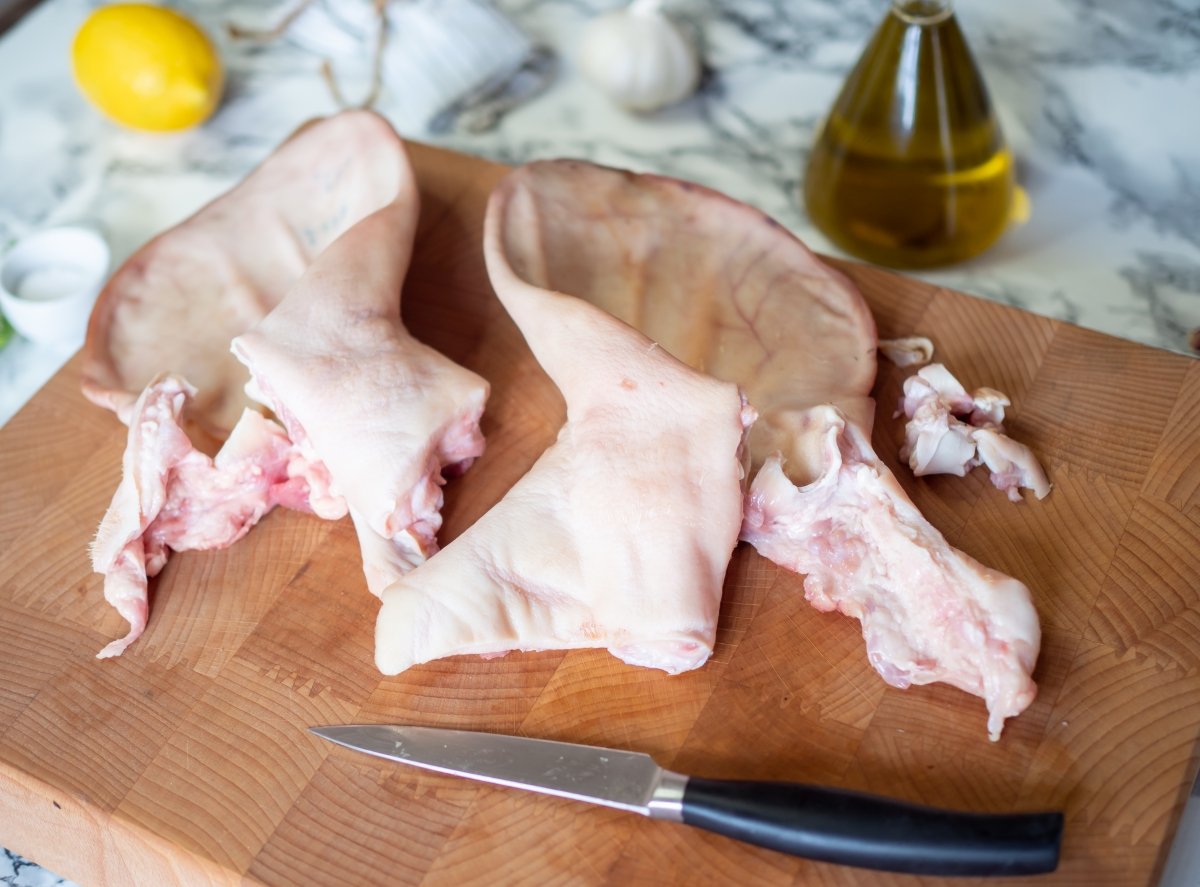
top-left (0, 226), bottom-right (110, 346)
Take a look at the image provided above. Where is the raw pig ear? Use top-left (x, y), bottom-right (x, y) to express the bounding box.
top-left (477, 159), bottom-right (1042, 740)
top-left (372, 330), bottom-right (752, 676)
top-left (371, 178), bottom-right (755, 677)
top-left (230, 140), bottom-right (488, 598)
top-left (91, 115), bottom-right (486, 653)
top-left (483, 159), bottom-right (878, 484)
top-left (82, 111), bottom-right (413, 437)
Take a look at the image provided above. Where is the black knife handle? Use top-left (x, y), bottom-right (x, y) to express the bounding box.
top-left (680, 778), bottom-right (1063, 876)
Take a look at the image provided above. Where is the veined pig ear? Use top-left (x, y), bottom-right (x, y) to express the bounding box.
top-left (378, 168), bottom-right (756, 677)
top-left (482, 158), bottom-right (878, 476)
top-left (82, 111), bottom-right (412, 438)
top-left (228, 141), bottom-right (486, 601)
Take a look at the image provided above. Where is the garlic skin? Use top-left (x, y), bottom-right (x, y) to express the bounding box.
top-left (578, 0), bottom-right (701, 113)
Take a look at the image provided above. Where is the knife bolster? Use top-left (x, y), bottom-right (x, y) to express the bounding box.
top-left (646, 770), bottom-right (688, 822)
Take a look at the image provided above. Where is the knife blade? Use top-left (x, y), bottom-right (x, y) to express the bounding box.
top-left (311, 724), bottom-right (1063, 876)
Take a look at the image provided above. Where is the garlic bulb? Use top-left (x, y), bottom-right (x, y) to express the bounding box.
top-left (578, 0), bottom-right (701, 113)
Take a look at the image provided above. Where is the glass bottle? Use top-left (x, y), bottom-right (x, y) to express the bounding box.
top-left (803, 0), bottom-right (1013, 268)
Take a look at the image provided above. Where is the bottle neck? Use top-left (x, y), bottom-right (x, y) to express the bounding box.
top-left (891, 0), bottom-right (954, 25)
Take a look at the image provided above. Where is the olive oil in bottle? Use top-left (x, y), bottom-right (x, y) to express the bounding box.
top-left (804, 0), bottom-right (1013, 268)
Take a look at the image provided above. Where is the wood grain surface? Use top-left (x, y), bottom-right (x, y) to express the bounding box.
top-left (1, 144), bottom-right (1198, 887)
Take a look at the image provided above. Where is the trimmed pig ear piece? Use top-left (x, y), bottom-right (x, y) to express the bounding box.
top-left (879, 336), bottom-right (935, 367)
top-left (92, 376), bottom-right (303, 658)
top-left (742, 407), bottom-right (1040, 742)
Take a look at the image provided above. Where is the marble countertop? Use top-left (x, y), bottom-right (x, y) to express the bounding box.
top-left (1, 0), bottom-right (1197, 882)
top-left (1, 0), bottom-right (1199, 433)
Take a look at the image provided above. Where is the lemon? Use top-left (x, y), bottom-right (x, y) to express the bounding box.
top-left (72, 4), bottom-right (224, 132)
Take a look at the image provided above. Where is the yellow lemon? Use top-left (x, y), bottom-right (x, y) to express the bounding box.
top-left (72, 4), bottom-right (223, 132)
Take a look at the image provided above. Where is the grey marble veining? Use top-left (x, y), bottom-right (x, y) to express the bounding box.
top-left (0, 0), bottom-right (1198, 882)
top-left (0, 0), bottom-right (1197, 417)
top-left (1, 850), bottom-right (76, 887)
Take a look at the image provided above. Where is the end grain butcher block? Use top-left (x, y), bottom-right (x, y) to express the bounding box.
top-left (2, 144), bottom-right (1199, 887)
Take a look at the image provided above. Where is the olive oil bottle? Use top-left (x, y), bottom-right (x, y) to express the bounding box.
top-left (804, 0), bottom-right (1013, 268)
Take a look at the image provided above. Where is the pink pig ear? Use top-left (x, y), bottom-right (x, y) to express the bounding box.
top-left (230, 150), bottom-right (487, 601)
top-left (83, 111), bottom-right (412, 438)
top-left (482, 159), bottom-right (1041, 742)
top-left (482, 159), bottom-right (879, 485)
top-left (88, 111), bottom-right (490, 658)
top-left (370, 163), bottom-right (757, 678)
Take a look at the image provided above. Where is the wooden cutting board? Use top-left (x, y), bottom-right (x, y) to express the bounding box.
top-left (1, 143), bottom-right (1198, 887)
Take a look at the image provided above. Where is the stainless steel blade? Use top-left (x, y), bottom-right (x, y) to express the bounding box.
top-left (311, 724), bottom-right (686, 818)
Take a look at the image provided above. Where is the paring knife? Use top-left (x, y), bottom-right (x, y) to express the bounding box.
top-left (311, 724), bottom-right (1063, 876)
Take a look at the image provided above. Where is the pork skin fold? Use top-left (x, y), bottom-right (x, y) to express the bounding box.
top-left (83, 111), bottom-right (412, 435)
top-left (373, 195), bottom-right (754, 676)
top-left (232, 190), bottom-right (489, 595)
top-left (91, 375), bottom-right (310, 658)
top-left (477, 160), bottom-right (1042, 738)
top-left (89, 113), bottom-right (488, 654)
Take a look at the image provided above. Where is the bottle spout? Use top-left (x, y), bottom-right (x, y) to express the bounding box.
top-left (891, 0), bottom-right (954, 25)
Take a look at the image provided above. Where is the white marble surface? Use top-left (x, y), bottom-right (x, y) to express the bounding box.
top-left (1, 0), bottom-right (1199, 431)
top-left (0, 0), bottom-right (1197, 882)
top-left (0, 851), bottom-right (73, 887)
